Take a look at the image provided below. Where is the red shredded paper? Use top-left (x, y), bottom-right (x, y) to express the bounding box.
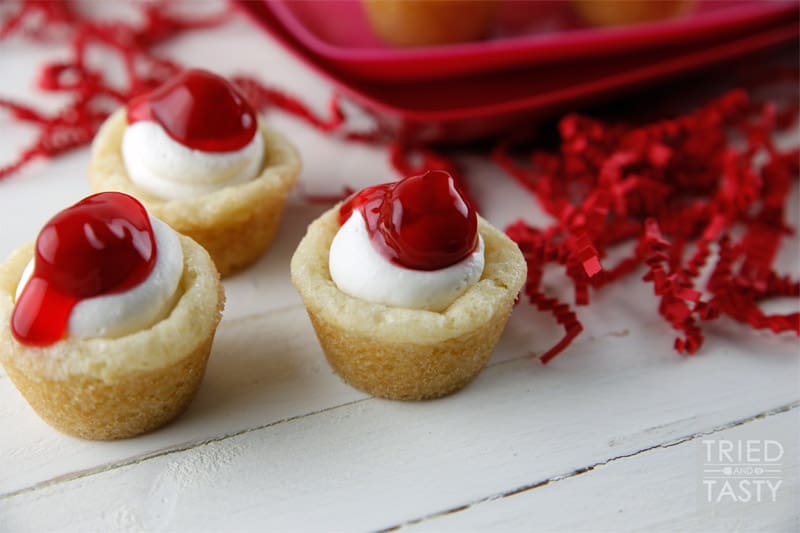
top-left (2, 1), bottom-right (798, 363)
top-left (496, 89), bottom-right (799, 361)
top-left (0, 1), bottom-right (233, 178)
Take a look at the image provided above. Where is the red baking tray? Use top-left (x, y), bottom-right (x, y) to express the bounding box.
top-left (236, 1), bottom-right (799, 143)
top-left (267, 0), bottom-right (798, 82)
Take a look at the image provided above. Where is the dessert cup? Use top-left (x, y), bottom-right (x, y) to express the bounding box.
top-left (0, 234), bottom-right (224, 440)
top-left (571, 0), bottom-right (693, 27)
top-left (89, 109), bottom-right (301, 277)
top-left (291, 206), bottom-right (526, 400)
top-left (362, 0), bottom-right (498, 47)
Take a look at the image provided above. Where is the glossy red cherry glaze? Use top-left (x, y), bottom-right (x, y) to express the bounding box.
top-left (127, 68), bottom-right (257, 152)
top-left (339, 170), bottom-right (478, 271)
top-left (11, 192), bottom-right (157, 346)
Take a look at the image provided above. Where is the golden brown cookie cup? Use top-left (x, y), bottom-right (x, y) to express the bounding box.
top-left (88, 109), bottom-right (301, 277)
top-left (291, 207), bottom-right (526, 400)
top-left (362, 0), bottom-right (498, 47)
top-left (0, 235), bottom-right (224, 440)
top-left (571, 0), bottom-right (693, 27)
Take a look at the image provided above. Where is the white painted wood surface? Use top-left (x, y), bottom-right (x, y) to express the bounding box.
top-left (0, 7), bottom-right (797, 532)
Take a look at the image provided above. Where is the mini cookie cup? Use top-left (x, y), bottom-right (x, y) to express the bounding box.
top-left (0, 235), bottom-right (224, 440)
top-left (89, 109), bottom-right (301, 277)
top-left (291, 207), bottom-right (526, 400)
top-left (362, 0), bottom-right (498, 47)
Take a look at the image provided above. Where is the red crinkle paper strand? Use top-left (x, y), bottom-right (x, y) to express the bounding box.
top-left (1, 1), bottom-right (797, 363)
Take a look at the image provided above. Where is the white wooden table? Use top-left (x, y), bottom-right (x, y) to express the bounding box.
top-left (0, 10), bottom-right (797, 533)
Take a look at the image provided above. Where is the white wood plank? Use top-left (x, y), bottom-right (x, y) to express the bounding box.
top-left (0, 281), bottom-right (575, 497)
top-left (2, 263), bottom-right (796, 499)
top-left (403, 407), bottom-right (799, 533)
top-left (1, 317), bottom-right (796, 531)
top-left (0, 305), bottom-right (362, 496)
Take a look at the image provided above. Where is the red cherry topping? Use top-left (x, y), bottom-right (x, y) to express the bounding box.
top-left (11, 192), bottom-right (157, 346)
top-left (339, 170), bottom-right (478, 271)
top-left (127, 68), bottom-right (257, 152)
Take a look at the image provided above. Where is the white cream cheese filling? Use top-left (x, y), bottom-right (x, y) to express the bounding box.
top-left (16, 217), bottom-right (184, 339)
top-left (121, 120), bottom-right (264, 200)
top-left (329, 210), bottom-right (484, 312)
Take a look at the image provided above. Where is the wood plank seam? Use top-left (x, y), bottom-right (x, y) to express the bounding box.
top-left (0, 397), bottom-right (367, 501)
top-left (376, 401), bottom-right (800, 532)
top-left (0, 303), bottom-right (788, 501)
top-left (0, 328), bottom-right (623, 501)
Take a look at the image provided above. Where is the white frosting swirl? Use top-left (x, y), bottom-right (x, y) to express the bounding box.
top-left (121, 120), bottom-right (264, 200)
top-left (16, 217), bottom-right (184, 339)
top-left (329, 211), bottom-right (484, 312)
